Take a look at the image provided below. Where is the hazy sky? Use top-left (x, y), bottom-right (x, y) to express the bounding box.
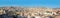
top-left (0, 0), bottom-right (60, 8)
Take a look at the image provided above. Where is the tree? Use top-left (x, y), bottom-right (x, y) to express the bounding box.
top-left (7, 11), bottom-right (16, 15)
